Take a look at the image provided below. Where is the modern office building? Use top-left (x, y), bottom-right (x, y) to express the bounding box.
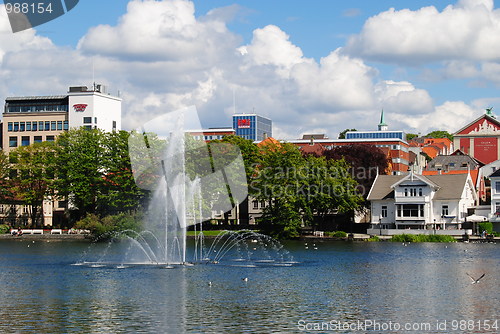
top-left (232, 113), bottom-right (272, 141)
top-left (2, 84), bottom-right (121, 153)
top-left (0, 85), bottom-right (121, 227)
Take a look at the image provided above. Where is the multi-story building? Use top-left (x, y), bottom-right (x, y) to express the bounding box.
top-left (2, 84), bottom-right (121, 153)
top-left (289, 112), bottom-right (412, 174)
top-left (188, 128), bottom-right (235, 141)
top-left (0, 85), bottom-right (121, 227)
top-left (232, 113), bottom-right (272, 141)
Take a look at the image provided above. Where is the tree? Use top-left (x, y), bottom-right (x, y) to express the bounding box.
top-left (251, 142), bottom-right (362, 238)
top-left (9, 142), bottom-right (57, 227)
top-left (0, 150), bottom-right (10, 202)
top-left (56, 129), bottom-right (146, 221)
top-left (406, 133), bottom-right (418, 141)
top-left (55, 128), bottom-right (108, 220)
top-left (338, 128), bottom-right (357, 139)
top-left (426, 130), bottom-right (453, 141)
top-left (323, 144), bottom-right (388, 200)
top-left (100, 130), bottom-right (146, 214)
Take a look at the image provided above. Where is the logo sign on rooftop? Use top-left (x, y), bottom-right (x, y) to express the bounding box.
top-left (238, 119), bottom-right (251, 129)
top-left (3, 0), bottom-right (80, 33)
top-left (73, 104), bottom-right (87, 112)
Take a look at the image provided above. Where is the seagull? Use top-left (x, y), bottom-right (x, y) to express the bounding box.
top-left (242, 277), bottom-right (248, 282)
top-left (466, 273), bottom-right (485, 284)
top-left (208, 281), bottom-right (212, 287)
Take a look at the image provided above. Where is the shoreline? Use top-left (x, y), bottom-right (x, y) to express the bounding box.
top-left (0, 234), bottom-right (90, 241)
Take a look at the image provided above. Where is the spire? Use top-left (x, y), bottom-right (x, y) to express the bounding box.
top-left (378, 110), bottom-right (388, 131)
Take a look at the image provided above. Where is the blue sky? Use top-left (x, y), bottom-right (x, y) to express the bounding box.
top-left (1, 0), bottom-right (500, 138)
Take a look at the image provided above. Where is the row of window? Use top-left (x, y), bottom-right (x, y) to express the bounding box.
top-left (382, 204), bottom-right (450, 218)
top-left (252, 200), bottom-right (267, 209)
top-left (7, 121), bottom-right (69, 132)
top-left (192, 135), bottom-right (226, 141)
top-left (404, 187), bottom-right (423, 197)
top-left (9, 135), bottom-right (55, 147)
top-left (346, 132), bottom-right (404, 140)
top-left (6, 104), bottom-right (68, 113)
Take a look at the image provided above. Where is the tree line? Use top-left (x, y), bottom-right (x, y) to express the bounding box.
top-left (0, 131), bottom-right (387, 238)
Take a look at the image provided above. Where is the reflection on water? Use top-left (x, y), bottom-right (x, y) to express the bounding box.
top-left (0, 239), bottom-right (498, 333)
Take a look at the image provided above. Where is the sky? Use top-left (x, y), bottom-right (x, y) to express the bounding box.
top-left (1, 0), bottom-right (500, 139)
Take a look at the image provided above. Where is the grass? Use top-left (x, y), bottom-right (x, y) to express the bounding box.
top-left (390, 234), bottom-right (457, 243)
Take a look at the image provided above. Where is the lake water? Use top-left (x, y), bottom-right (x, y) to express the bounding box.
top-left (0, 239), bottom-right (498, 333)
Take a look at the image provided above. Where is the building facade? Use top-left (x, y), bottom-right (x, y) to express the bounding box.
top-left (232, 113), bottom-right (272, 141)
top-left (453, 111), bottom-right (500, 164)
top-left (2, 85), bottom-right (121, 153)
top-left (367, 172), bottom-right (477, 235)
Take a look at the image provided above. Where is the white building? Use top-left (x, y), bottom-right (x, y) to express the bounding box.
top-left (488, 169), bottom-right (500, 232)
top-left (2, 84), bottom-right (121, 153)
top-left (367, 172), bottom-right (477, 236)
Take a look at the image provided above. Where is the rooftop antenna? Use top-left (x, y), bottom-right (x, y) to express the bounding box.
top-left (233, 88), bottom-right (236, 114)
top-left (92, 57), bottom-right (96, 91)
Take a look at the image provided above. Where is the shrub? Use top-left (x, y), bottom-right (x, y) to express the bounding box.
top-left (327, 231), bottom-right (347, 238)
top-left (366, 235), bottom-right (380, 242)
top-left (391, 234), bottom-right (456, 243)
top-left (478, 222), bottom-right (493, 235)
top-left (75, 212), bottom-right (143, 240)
top-left (0, 224), bottom-right (10, 234)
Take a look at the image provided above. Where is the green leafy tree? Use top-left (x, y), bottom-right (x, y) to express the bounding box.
top-left (0, 150), bottom-right (10, 201)
top-left (338, 128), bottom-right (357, 139)
top-left (406, 133), bottom-right (418, 141)
top-left (426, 130), bottom-right (453, 141)
top-left (55, 128), bottom-right (108, 220)
top-left (100, 130), bottom-right (146, 214)
top-left (9, 142), bottom-right (57, 227)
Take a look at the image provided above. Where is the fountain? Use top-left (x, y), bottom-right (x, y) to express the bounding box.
top-left (77, 106), bottom-right (293, 267)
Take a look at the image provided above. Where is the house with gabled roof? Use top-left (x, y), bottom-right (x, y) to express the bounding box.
top-left (454, 110), bottom-right (500, 164)
top-left (367, 171), bottom-right (477, 236)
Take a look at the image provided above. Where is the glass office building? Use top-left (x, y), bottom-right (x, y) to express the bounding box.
top-left (232, 114), bottom-right (272, 141)
top-left (346, 131), bottom-right (405, 140)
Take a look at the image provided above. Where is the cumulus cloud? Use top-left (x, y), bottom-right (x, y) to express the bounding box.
top-left (345, 0), bottom-right (500, 64)
top-left (0, 0), bottom-right (491, 140)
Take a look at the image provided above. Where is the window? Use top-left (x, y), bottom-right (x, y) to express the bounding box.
top-left (84, 125), bottom-right (92, 130)
top-left (9, 136), bottom-right (18, 147)
top-left (63, 121), bottom-right (69, 130)
top-left (46, 136), bottom-right (55, 142)
top-left (38, 121), bottom-right (44, 131)
top-left (34, 136), bottom-right (42, 143)
top-left (83, 117), bottom-right (92, 124)
top-left (381, 206), bottom-right (387, 218)
top-left (112, 121), bottom-right (117, 130)
top-left (253, 200), bottom-right (259, 209)
top-left (57, 121), bottom-right (62, 130)
top-left (21, 136), bottom-right (30, 146)
top-left (13, 122), bottom-right (19, 132)
top-left (404, 188), bottom-right (408, 196)
top-left (94, 117), bottom-right (97, 124)
top-left (8, 122), bottom-right (13, 131)
top-left (32, 122), bottom-right (37, 131)
top-left (442, 205), bottom-right (449, 217)
top-left (419, 188), bottom-right (423, 196)
top-left (20, 122), bottom-right (25, 131)
top-left (51, 121), bottom-right (56, 130)
top-left (44, 121), bottom-right (50, 131)
top-left (260, 201), bottom-right (266, 208)
top-left (397, 204), bottom-right (424, 218)
top-left (26, 122), bottom-right (31, 131)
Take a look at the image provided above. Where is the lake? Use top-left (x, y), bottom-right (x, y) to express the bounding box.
top-left (0, 238), bottom-right (498, 333)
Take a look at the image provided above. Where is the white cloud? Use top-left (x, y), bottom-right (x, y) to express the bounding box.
top-left (0, 0), bottom-right (491, 141)
top-left (345, 0), bottom-right (500, 64)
